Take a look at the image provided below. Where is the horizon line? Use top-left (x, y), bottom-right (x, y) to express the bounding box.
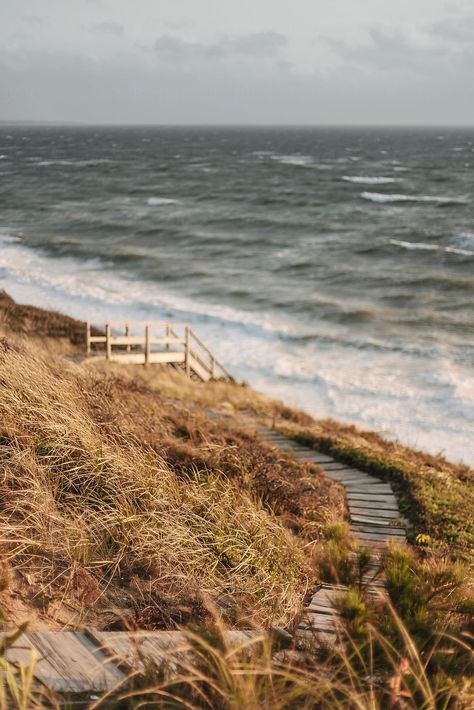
top-left (1, 120), bottom-right (474, 129)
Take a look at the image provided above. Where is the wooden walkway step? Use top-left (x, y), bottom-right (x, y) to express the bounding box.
top-left (2, 629), bottom-right (257, 700)
top-left (257, 426), bottom-right (407, 645)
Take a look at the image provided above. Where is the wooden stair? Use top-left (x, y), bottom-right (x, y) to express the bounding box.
top-left (85, 320), bottom-right (233, 383)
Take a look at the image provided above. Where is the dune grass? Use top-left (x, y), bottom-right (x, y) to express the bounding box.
top-left (0, 338), bottom-right (316, 631)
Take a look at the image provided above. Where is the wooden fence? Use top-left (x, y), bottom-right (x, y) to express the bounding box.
top-left (85, 320), bottom-right (233, 382)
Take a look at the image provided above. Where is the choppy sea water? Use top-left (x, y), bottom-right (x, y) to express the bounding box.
top-left (0, 126), bottom-right (473, 464)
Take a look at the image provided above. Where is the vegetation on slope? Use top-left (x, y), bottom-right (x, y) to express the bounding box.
top-left (0, 290), bottom-right (85, 349)
top-left (0, 293), bottom-right (472, 707)
top-left (275, 419), bottom-right (474, 559)
top-left (0, 338), bottom-right (332, 630)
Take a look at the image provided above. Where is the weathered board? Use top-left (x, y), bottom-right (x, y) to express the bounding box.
top-left (4, 631), bottom-right (125, 693)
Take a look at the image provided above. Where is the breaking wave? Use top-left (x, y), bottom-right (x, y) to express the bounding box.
top-left (343, 176), bottom-right (401, 185)
top-left (147, 197), bottom-right (179, 206)
top-left (390, 239), bottom-right (474, 256)
top-left (362, 192), bottom-right (467, 205)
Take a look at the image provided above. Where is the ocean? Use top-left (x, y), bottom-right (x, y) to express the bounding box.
top-left (0, 125), bottom-right (473, 464)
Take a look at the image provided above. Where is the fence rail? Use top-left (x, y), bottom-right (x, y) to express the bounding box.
top-left (85, 321), bottom-right (233, 383)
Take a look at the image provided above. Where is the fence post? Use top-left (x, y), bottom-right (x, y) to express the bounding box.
top-left (166, 324), bottom-right (170, 351)
top-left (211, 356), bottom-right (216, 379)
top-left (86, 321), bottom-right (91, 355)
top-left (106, 323), bottom-right (111, 360)
top-left (145, 324), bottom-right (151, 366)
top-left (185, 326), bottom-right (190, 377)
top-left (125, 323), bottom-right (131, 353)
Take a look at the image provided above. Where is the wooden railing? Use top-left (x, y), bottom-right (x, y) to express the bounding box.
top-left (85, 321), bottom-right (234, 382)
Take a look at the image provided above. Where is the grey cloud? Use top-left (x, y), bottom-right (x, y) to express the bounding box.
top-left (333, 27), bottom-right (448, 73)
top-left (22, 16), bottom-right (47, 26)
top-left (1, 45), bottom-right (473, 125)
top-left (92, 21), bottom-right (124, 35)
top-left (430, 16), bottom-right (474, 44)
top-left (324, 8), bottom-right (474, 78)
top-left (154, 32), bottom-right (287, 62)
top-left (328, 14), bottom-right (474, 77)
top-left (224, 32), bottom-right (288, 56)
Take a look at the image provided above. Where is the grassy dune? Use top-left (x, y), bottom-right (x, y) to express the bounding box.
top-left (0, 293), bottom-right (472, 707)
top-left (0, 293), bottom-right (347, 632)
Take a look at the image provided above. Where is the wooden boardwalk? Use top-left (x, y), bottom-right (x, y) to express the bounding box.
top-left (3, 630), bottom-right (255, 700)
top-left (257, 426), bottom-right (407, 645)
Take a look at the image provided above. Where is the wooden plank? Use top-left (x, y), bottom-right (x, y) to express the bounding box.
top-left (350, 515), bottom-right (404, 527)
top-left (351, 520), bottom-right (405, 532)
top-left (351, 524), bottom-right (405, 536)
top-left (309, 588), bottom-right (345, 608)
top-left (304, 604), bottom-right (341, 616)
top-left (351, 510), bottom-right (402, 522)
top-left (295, 629), bottom-right (337, 646)
top-left (109, 336), bottom-right (184, 346)
top-left (349, 502), bottom-right (400, 514)
top-left (5, 632), bottom-right (125, 694)
top-left (188, 354), bottom-right (211, 382)
top-left (322, 466), bottom-right (370, 476)
top-left (325, 472), bottom-right (378, 484)
top-left (320, 462), bottom-right (354, 471)
top-left (87, 630), bottom-right (189, 672)
top-left (347, 494), bottom-right (398, 505)
top-left (347, 491), bottom-right (396, 499)
top-left (323, 472), bottom-right (374, 482)
top-left (344, 479), bottom-right (392, 488)
top-left (108, 351), bottom-right (185, 365)
top-left (352, 530), bottom-right (406, 542)
top-left (308, 456), bottom-right (337, 464)
top-left (299, 614), bottom-right (337, 632)
top-left (344, 483), bottom-right (393, 494)
top-left (87, 630), bottom-right (256, 673)
top-left (326, 467), bottom-right (378, 477)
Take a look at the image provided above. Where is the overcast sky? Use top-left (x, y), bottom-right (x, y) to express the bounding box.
top-left (1, 0), bottom-right (473, 124)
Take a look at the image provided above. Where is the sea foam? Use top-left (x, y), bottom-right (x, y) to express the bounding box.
top-left (362, 192), bottom-right (467, 205)
top-left (342, 176), bottom-right (400, 185)
top-left (272, 154), bottom-right (314, 167)
top-left (390, 239), bottom-right (474, 256)
top-left (147, 197), bottom-right (178, 206)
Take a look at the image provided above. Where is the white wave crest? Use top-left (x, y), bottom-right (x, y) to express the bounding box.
top-left (343, 176), bottom-right (401, 185)
top-left (271, 154), bottom-right (314, 167)
top-left (390, 239), bottom-right (474, 256)
top-left (147, 197), bottom-right (178, 206)
top-left (362, 192), bottom-right (467, 205)
top-left (36, 159), bottom-right (112, 167)
top-left (0, 155), bottom-right (7, 160)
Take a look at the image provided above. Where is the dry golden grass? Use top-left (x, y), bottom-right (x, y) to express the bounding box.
top-left (0, 338), bottom-right (315, 631)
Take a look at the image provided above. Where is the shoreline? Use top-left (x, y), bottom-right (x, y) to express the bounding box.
top-left (2, 270), bottom-right (472, 468)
